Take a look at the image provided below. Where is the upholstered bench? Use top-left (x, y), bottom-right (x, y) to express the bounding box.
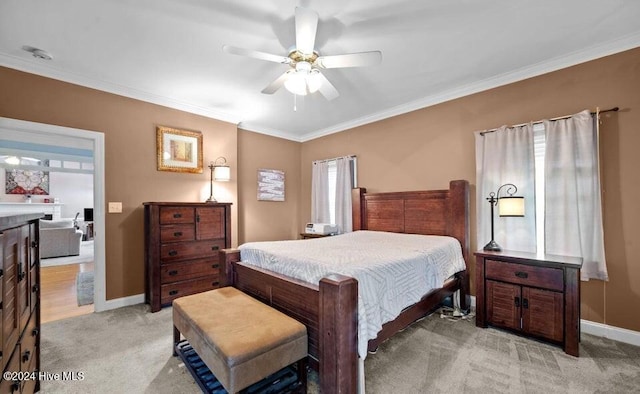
top-left (173, 287), bottom-right (308, 393)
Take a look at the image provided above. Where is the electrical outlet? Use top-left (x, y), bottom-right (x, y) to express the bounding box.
top-left (108, 202), bottom-right (122, 213)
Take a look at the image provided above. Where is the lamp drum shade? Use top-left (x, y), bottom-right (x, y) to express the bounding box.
top-left (213, 165), bottom-right (231, 181)
top-left (498, 196), bottom-right (525, 217)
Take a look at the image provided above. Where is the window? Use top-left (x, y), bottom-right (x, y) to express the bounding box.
top-left (311, 156), bottom-right (357, 232)
top-left (476, 110), bottom-right (607, 280)
top-left (326, 159), bottom-right (357, 224)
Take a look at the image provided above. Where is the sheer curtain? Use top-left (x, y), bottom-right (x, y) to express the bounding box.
top-left (475, 124), bottom-right (537, 252)
top-left (311, 160), bottom-right (330, 223)
top-left (544, 110), bottom-right (608, 280)
top-left (335, 156), bottom-right (354, 233)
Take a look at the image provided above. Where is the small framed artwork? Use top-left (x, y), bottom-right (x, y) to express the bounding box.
top-left (156, 126), bottom-right (203, 173)
top-left (257, 169), bottom-right (285, 201)
top-left (6, 168), bottom-right (49, 195)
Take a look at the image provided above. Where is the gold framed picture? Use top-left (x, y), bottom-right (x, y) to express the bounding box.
top-left (156, 126), bottom-right (203, 173)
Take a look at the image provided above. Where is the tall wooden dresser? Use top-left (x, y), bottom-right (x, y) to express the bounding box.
top-left (0, 213), bottom-right (42, 393)
top-left (144, 202), bottom-right (231, 312)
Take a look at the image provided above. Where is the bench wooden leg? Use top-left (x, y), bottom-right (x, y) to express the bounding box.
top-left (173, 325), bottom-right (180, 357)
top-left (298, 357), bottom-right (308, 394)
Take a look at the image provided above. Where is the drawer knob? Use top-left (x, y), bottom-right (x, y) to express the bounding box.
top-left (32, 328), bottom-right (39, 337)
top-left (211, 245), bottom-right (219, 251)
top-left (32, 284), bottom-right (39, 293)
top-left (169, 290), bottom-right (179, 296)
top-left (22, 350), bottom-right (31, 362)
top-left (173, 231), bottom-right (183, 237)
top-left (515, 271), bottom-right (528, 279)
top-left (168, 250), bottom-right (178, 257)
top-left (173, 213), bottom-right (182, 218)
top-left (212, 281), bottom-right (219, 287)
top-left (522, 298), bottom-right (529, 309)
top-left (168, 270), bottom-right (178, 276)
top-left (514, 296), bottom-right (520, 307)
top-left (212, 264), bottom-right (219, 269)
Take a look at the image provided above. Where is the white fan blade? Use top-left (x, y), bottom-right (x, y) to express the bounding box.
top-left (316, 72), bottom-right (339, 101)
top-left (261, 71), bottom-right (290, 94)
top-left (316, 51), bottom-right (382, 69)
top-left (295, 7), bottom-right (318, 55)
top-left (223, 45), bottom-right (290, 64)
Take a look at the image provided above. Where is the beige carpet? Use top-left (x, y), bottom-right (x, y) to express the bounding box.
top-left (40, 304), bottom-right (640, 393)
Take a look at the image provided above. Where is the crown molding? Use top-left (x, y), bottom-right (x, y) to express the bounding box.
top-left (0, 53), bottom-right (241, 126)
top-left (237, 122), bottom-right (303, 142)
top-left (299, 32), bottom-right (640, 142)
top-left (2, 30), bottom-right (639, 143)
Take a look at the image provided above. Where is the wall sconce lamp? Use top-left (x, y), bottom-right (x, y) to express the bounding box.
top-left (483, 183), bottom-right (525, 251)
top-left (205, 156), bottom-right (230, 203)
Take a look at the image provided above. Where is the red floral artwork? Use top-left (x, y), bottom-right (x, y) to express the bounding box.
top-left (5, 169), bottom-right (50, 195)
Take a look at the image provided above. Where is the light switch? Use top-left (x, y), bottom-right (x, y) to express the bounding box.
top-left (108, 202), bottom-right (123, 213)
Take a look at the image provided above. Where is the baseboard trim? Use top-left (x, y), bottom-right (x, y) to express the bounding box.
top-left (97, 293), bottom-right (145, 312)
top-left (581, 319), bottom-right (640, 347)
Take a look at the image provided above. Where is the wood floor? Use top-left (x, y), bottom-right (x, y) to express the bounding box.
top-left (41, 262), bottom-right (94, 324)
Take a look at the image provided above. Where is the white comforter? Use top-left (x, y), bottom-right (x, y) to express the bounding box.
top-left (238, 230), bottom-right (466, 359)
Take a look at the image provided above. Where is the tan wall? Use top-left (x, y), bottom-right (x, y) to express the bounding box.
top-left (300, 47), bottom-right (640, 332)
top-left (0, 67), bottom-right (238, 300)
top-left (237, 129), bottom-right (301, 243)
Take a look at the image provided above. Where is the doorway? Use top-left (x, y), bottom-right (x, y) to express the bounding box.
top-left (0, 117), bottom-right (106, 320)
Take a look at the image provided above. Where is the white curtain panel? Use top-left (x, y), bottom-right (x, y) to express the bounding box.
top-left (475, 124), bottom-right (536, 252)
top-left (544, 111), bottom-right (608, 281)
top-left (311, 160), bottom-right (330, 223)
top-left (335, 157), bottom-right (354, 233)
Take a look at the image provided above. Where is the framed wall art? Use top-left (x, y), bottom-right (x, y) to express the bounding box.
top-left (257, 169), bottom-right (285, 201)
top-left (6, 168), bottom-right (50, 195)
top-left (156, 126), bottom-right (203, 173)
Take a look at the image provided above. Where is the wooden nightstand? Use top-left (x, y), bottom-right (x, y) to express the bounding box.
top-left (300, 233), bottom-right (334, 239)
top-left (475, 250), bottom-right (583, 356)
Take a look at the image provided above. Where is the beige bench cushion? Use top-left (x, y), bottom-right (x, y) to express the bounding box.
top-left (173, 287), bottom-right (307, 393)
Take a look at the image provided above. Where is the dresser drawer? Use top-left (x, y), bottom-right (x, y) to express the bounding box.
top-left (161, 276), bottom-right (221, 305)
top-left (161, 258), bottom-right (222, 283)
top-left (160, 207), bottom-right (194, 224)
top-left (20, 314), bottom-right (38, 373)
top-left (485, 260), bottom-right (564, 291)
top-left (160, 240), bottom-right (225, 263)
top-left (160, 224), bottom-right (195, 243)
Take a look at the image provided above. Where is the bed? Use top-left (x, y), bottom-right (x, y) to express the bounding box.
top-left (220, 180), bottom-right (470, 392)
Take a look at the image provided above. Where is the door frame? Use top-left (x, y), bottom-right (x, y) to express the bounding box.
top-left (0, 117), bottom-right (106, 311)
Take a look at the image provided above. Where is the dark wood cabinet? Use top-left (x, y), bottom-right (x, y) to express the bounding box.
top-left (1, 214), bottom-right (42, 393)
top-left (144, 202), bottom-right (231, 312)
top-left (475, 250), bottom-right (582, 356)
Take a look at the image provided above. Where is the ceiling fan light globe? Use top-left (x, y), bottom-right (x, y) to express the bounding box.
top-left (284, 72), bottom-right (308, 96)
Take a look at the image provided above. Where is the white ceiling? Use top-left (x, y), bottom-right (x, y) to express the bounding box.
top-left (1, 1), bottom-right (639, 142)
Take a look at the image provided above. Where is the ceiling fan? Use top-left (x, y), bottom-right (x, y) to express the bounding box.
top-left (223, 7), bottom-right (382, 101)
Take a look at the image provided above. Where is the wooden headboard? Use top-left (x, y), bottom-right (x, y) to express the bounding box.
top-left (352, 180), bottom-right (470, 268)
